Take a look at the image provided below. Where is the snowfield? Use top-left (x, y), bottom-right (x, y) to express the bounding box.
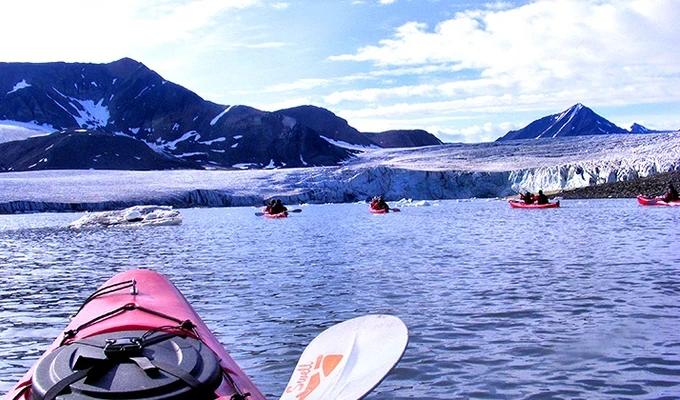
top-left (1, 133), bottom-right (679, 213)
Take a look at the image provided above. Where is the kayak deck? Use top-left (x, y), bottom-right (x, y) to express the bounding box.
top-left (5, 269), bottom-right (264, 400)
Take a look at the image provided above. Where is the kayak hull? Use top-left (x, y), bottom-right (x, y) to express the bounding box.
top-left (637, 195), bottom-right (680, 206)
top-left (264, 212), bottom-right (288, 218)
top-left (508, 199), bottom-right (560, 209)
top-left (262, 207), bottom-right (288, 218)
top-left (5, 269), bottom-right (265, 400)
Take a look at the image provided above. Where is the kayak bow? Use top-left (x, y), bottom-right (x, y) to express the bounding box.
top-left (5, 269), bottom-right (264, 400)
top-left (5, 271), bottom-right (408, 400)
top-left (637, 195), bottom-right (680, 206)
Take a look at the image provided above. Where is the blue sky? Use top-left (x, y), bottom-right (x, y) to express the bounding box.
top-left (2, 0), bottom-right (679, 142)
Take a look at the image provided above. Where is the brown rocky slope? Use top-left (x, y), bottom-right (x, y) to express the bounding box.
top-left (559, 170), bottom-right (680, 199)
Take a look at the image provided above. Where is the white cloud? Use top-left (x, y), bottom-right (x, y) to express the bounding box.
top-left (258, 97), bottom-right (314, 111)
top-left (321, 0), bottom-right (680, 138)
top-left (270, 2), bottom-right (290, 10)
top-left (379, 0), bottom-right (397, 4)
top-left (431, 122), bottom-right (518, 143)
top-left (329, 0), bottom-right (680, 99)
top-left (264, 79), bottom-right (331, 93)
top-left (225, 41), bottom-right (289, 49)
top-left (0, 0), bottom-right (261, 62)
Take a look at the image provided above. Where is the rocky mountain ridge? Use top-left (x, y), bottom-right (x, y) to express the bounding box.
top-left (0, 58), bottom-right (441, 172)
top-left (0, 58), bottom-right (675, 174)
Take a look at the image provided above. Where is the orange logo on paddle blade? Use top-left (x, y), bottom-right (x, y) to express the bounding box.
top-left (285, 353), bottom-right (344, 400)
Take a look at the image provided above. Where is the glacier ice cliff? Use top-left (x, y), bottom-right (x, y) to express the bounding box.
top-left (1, 133), bottom-right (679, 213)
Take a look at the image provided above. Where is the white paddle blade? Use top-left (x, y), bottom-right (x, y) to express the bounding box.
top-left (280, 314), bottom-right (408, 400)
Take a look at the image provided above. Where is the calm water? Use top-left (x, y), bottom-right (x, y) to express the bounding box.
top-left (1, 200), bottom-right (679, 399)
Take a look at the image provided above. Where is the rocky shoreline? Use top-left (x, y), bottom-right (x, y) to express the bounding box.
top-left (559, 170), bottom-right (680, 199)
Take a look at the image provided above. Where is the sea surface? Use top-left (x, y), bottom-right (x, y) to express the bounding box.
top-left (1, 199), bottom-right (679, 399)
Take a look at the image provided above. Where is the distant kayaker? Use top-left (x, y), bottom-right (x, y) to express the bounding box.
top-left (536, 190), bottom-right (549, 205)
top-left (270, 199), bottom-right (288, 214)
top-left (371, 196), bottom-right (390, 211)
top-left (265, 199), bottom-right (276, 214)
top-left (521, 191), bottom-right (534, 204)
top-left (662, 183), bottom-right (679, 202)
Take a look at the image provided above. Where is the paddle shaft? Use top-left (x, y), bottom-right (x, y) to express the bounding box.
top-left (255, 209), bottom-right (302, 216)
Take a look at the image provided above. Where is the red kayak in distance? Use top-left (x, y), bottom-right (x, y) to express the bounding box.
top-left (5, 269), bottom-right (265, 400)
top-left (369, 206), bottom-right (401, 214)
top-left (263, 210), bottom-right (288, 218)
top-left (508, 199), bottom-right (560, 209)
top-left (262, 207), bottom-right (288, 218)
top-left (637, 195), bottom-right (680, 206)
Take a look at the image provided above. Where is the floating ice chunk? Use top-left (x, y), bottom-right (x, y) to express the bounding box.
top-left (69, 205), bottom-right (181, 228)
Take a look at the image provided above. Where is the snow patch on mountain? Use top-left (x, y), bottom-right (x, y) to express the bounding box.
top-left (6, 79), bottom-right (31, 95)
top-left (210, 106), bottom-right (233, 126)
top-left (49, 87), bottom-right (110, 129)
top-left (163, 131), bottom-right (199, 150)
top-left (322, 136), bottom-right (380, 151)
top-left (71, 98), bottom-right (110, 129)
top-left (549, 105), bottom-right (580, 138)
top-left (0, 120), bottom-right (55, 143)
top-left (199, 137), bottom-right (226, 145)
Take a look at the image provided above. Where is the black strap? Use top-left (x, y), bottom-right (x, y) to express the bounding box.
top-left (42, 368), bottom-right (91, 400)
top-left (150, 359), bottom-right (203, 388)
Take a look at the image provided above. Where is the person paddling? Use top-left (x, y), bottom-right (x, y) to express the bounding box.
top-left (371, 196), bottom-right (390, 211)
top-left (521, 191), bottom-right (534, 204)
top-left (270, 199), bottom-right (288, 214)
top-left (662, 183), bottom-right (679, 202)
top-left (535, 190), bottom-right (549, 205)
top-left (265, 199), bottom-right (276, 214)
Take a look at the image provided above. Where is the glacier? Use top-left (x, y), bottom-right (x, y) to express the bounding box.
top-left (1, 133), bottom-right (679, 214)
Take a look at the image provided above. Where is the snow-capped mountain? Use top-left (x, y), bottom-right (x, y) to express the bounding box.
top-left (497, 103), bottom-right (629, 141)
top-left (0, 58), bottom-right (357, 170)
top-left (0, 59), bottom-right (444, 172)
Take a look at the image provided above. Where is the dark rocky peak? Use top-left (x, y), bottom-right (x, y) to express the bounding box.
top-left (497, 103), bottom-right (628, 141)
top-left (629, 123), bottom-right (654, 133)
top-left (0, 59), bottom-right (411, 171)
top-left (276, 105), bottom-right (376, 147)
top-left (363, 129), bottom-right (443, 148)
top-left (105, 57), bottom-right (146, 75)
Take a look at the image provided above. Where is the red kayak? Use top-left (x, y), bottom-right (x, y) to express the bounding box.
top-left (262, 207), bottom-right (288, 218)
top-left (508, 199), bottom-right (560, 209)
top-left (369, 206), bottom-right (389, 214)
top-left (5, 269), bottom-right (265, 400)
top-left (264, 211), bottom-right (288, 218)
top-left (637, 195), bottom-right (680, 206)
